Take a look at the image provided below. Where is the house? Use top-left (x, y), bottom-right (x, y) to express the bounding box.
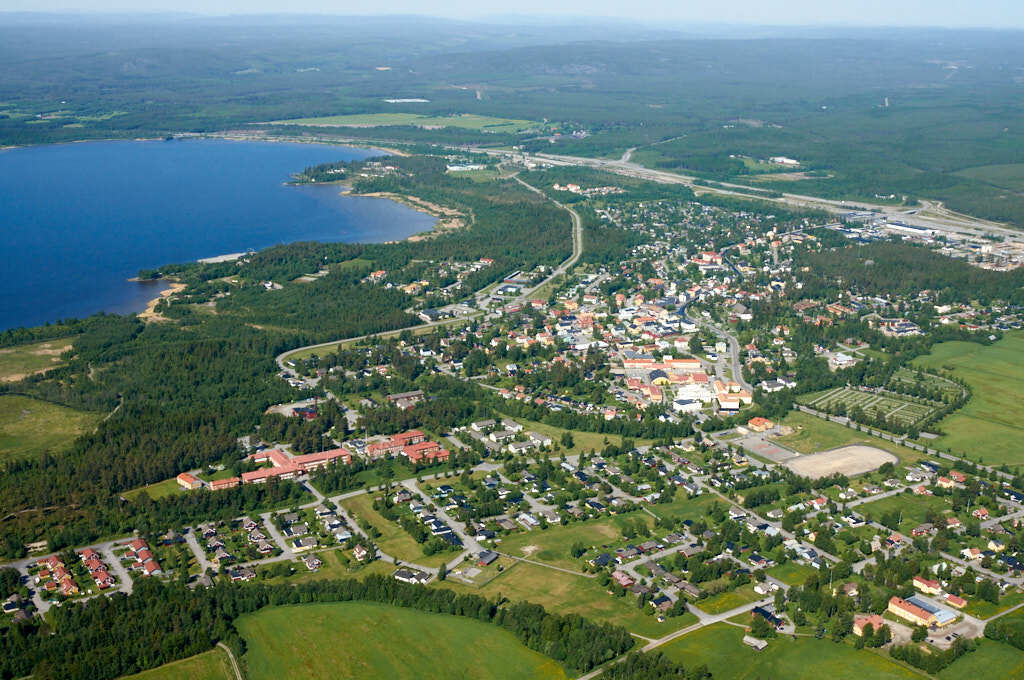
top-left (229, 567), bottom-right (256, 582)
top-left (842, 582), bottom-right (859, 598)
top-left (946, 517), bottom-right (963, 529)
top-left (612, 570), bottom-right (635, 588)
top-left (393, 568), bottom-right (431, 585)
top-left (751, 606), bottom-right (783, 629)
top-left (973, 507), bottom-right (990, 520)
top-left (176, 472), bottom-right (202, 490)
top-left (210, 477), bottom-right (241, 491)
top-left (853, 613), bottom-right (885, 637)
top-left (590, 553), bottom-right (613, 568)
top-left (477, 550), bottom-right (499, 567)
top-left (913, 575), bottom-right (942, 595)
top-left (961, 547), bottom-right (983, 561)
top-left (291, 537), bottom-right (318, 552)
top-left (945, 593), bottom-right (968, 609)
top-left (747, 417), bottom-right (775, 433)
top-left (353, 545), bottom-right (370, 562)
top-left (303, 556), bottom-right (323, 571)
top-left (743, 635), bottom-right (768, 651)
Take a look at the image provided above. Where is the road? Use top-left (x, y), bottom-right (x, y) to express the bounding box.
top-left (275, 174), bottom-right (583, 374)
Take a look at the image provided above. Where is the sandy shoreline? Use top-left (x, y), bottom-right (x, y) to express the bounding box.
top-left (356, 191), bottom-right (467, 240)
top-left (138, 281), bottom-right (186, 322)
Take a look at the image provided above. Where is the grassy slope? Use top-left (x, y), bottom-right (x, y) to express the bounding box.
top-left (0, 394), bottom-right (101, 460)
top-left (0, 339), bottom-right (71, 382)
top-left (118, 649), bottom-right (232, 680)
top-left (661, 623), bottom-right (923, 680)
top-left (236, 602), bottom-right (567, 680)
top-left (912, 332), bottom-right (1024, 467)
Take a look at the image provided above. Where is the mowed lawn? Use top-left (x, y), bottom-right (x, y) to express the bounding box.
top-left (498, 512), bottom-right (653, 570)
top-left (767, 562), bottom-right (818, 587)
top-left (695, 584), bottom-right (764, 615)
top-left (774, 411), bottom-right (925, 464)
top-left (913, 332), bottom-right (1024, 466)
top-left (939, 639), bottom-right (1024, 680)
top-left (442, 559), bottom-right (696, 638)
top-left (0, 394), bottom-right (101, 460)
top-left (856, 493), bottom-right (954, 533)
top-left (236, 602), bottom-right (568, 680)
top-left (661, 623), bottom-right (923, 680)
top-left (0, 339), bottom-right (71, 382)
top-left (118, 648), bottom-right (232, 680)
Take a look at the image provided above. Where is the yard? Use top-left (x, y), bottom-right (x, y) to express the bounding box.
top-left (0, 394), bottom-right (102, 461)
top-left (912, 332), bottom-right (1024, 467)
top-left (695, 583), bottom-right (764, 615)
top-left (235, 601), bottom-right (568, 680)
top-left (767, 562), bottom-right (817, 587)
top-left (660, 622), bottom-right (924, 680)
top-left (119, 648), bottom-right (232, 680)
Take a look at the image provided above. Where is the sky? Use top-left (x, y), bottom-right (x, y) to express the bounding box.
top-left (0, 0), bottom-right (1022, 28)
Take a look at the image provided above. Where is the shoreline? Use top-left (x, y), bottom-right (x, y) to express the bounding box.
top-left (138, 280), bottom-right (186, 322)
top-left (355, 191), bottom-right (467, 241)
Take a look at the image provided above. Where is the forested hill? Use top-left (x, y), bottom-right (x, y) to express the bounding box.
top-left (795, 241), bottom-right (1024, 305)
top-left (0, 153), bottom-right (572, 554)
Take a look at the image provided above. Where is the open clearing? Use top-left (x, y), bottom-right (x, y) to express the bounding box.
top-left (660, 622), bottom-right (922, 680)
top-left (236, 601), bottom-right (567, 680)
top-left (938, 639), bottom-right (1024, 680)
top-left (497, 511), bottom-right (654, 571)
top-left (119, 648), bottom-right (232, 680)
top-left (268, 113), bottom-right (540, 134)
top-left (0, 394), bottom-right (101, 460)
top-left (0, 339), bottom-right (71, 381)
top-left (441, 559), bottom-right (697, 638)
top-left (785, 445), bottom-right (898, 479)
top-left (773, 411), bottom-right (925, 465)
top-left (912, 332), bottom-right (1024, 466)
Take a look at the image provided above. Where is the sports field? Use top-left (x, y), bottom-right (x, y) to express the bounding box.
top-left (773, 411), bottom-right (925, 465)
top-left (800, 387), bottom-right (939, 428)
top-left (119, 648), bottom-right (232, 680)
top-left (236, 602), bottom-right (568, 680)
top-left (660, 622), bottom-right (922, 680)
top-left (270, 113), bottom-right (540, 134)
top-left (785, 445), bottom-right (897, 479)
top-left (0, 394), bottom-right (101, 460)
top-left (912, 332), bottom-right (1024, 466)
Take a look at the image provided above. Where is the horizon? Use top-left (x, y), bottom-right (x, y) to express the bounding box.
top-left (1, 5), bottom-right (1023, 30)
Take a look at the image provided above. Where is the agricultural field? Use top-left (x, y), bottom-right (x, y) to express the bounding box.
top-left (773, 411), bottom-right (925, 465)
top-left (236, 602), bottom-right (568, 680)
top-left (912, 332), bottom-right (1024, 467)
top-left (0, 339), bottom-right (71, 382)
top-left (270, 113), bottom-right (541, 134)
top-left (442, 559), bottom-right (697, 639)
top-left (497, 511), bottom-right (655, 571)
top-left (799, 387), bottom-right (940, 429)
top-left (0, 394), bottom-right (101, 460)
top-left (118, 648), bottom-right (232, 680)
top-left (660, 623), bottom-right (922, 680)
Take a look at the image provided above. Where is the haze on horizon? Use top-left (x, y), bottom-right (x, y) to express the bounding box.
top-left (1, 0), bottom-right (1023, 29)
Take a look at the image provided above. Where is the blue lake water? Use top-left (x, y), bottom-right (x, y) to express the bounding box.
top-left (0, 139), bottom-right (436, 330)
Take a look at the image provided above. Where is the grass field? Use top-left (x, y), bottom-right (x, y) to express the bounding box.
top-left (912, 332), bottom-right (1024, 467)
top-left (497, 512), bottom-right (654, 570)
top-left (500, 415), bottom-right (652, 456)
top-left (774, 411), bottom-right (925, 465)
top-left (236, 602), bottom-right (568, 680)
top-left (938, 639), bottom-right (1024, 680)
top-left (442, 559), bottom-right (697, 638)
top-left (340, 493), bottom-right (453, 569)
top-left (119, 648), bottom-right (232, 680)
top-left (271, 113), bottom-right (540, 134)
top-left (962, 588), bottom-right (1024, 619)
top-left (0, 339), bottom-right (72, 382)
top-left (767, 562), bottom-right (817, 587)
top-left (799, 387), bottom-right (939, 428)
top-left (661, 623), bottom-right (924, 680)
top-left (122, 476), bottom-right (187, 501)
top-left (856, 493), bottom-right (953, 533)
top-left (695, 584), bottom-right (763, 615)
top-left (0, 394), bottom-right (101, 460)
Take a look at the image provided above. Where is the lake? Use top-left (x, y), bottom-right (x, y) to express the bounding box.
top-left (0, 139), bottom-right (436, 330)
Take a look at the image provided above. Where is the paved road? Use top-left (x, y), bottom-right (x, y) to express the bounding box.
top-left (184, 530), bottom-right (213, 575)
